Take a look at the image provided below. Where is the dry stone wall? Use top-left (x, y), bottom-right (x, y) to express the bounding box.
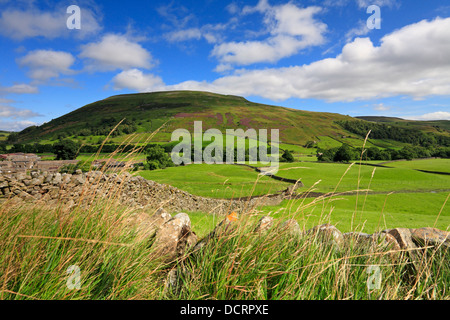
top-left (0, 170), bottom-right (283, 214)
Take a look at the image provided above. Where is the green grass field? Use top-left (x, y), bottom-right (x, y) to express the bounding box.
top-left (258, 192), bottom-right (450, 234)
top-left (134, 160), bottom-right (450, 237)
top-left (135, 160), bottom-right (445, 199)
top-left (0, 132), bottom-right (9, 142)
top-left (76, 153), bottom-right (146, 163)
top-left (382, 158), bottom-right (450, 174)
top-left (273, 161), bottom-right (450, 194)
top-left (137, 163), bottom-right (292, 199)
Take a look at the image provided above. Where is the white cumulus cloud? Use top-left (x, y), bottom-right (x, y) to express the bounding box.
top-left (80, 34), bottom-right (155, 72)
top-left (212, 3), bottom-right (327, 66)
top-left (17, 50), bottom-right (75, 81)
top-left (373, 103), bottom-right (391, 111)
top-left (0, 83), bottom-right (39, 94)
top-left (162, 17), bottom-right (450, 102)
top-left (111, 69), bottom-right (165, 92)
top-left (0, 104), bottom-right (42, 119)
top-left (0, 5), bottom-right (101, 40)
top-left (408, 112), bottom-right (450, 121)
top-left (0, 120), bottom-right (39, 132)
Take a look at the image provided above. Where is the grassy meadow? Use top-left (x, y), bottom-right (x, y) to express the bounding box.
top-left (382, 158), bottom-right (450, 174)
top-left (1, 146), bottom-right (449, 300)
top-left (138, 163), bottom-right (292, 198)
top-left (136, 159), bottom-right (450, 236)
top-left (1, 191), bottom-right (448, 300)
top-left (272, 161), bottom-right (450, 194)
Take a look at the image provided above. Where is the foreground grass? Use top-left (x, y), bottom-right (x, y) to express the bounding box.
top-left (1, 198), bottom-right (448, 300)
top-left (0, 198), bottom-right (165, 300)
top-left (170, 219), bottom-right (449, 300)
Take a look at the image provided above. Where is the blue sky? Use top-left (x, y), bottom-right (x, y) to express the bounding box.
top-left (1, 0), bottom-right (450, 131)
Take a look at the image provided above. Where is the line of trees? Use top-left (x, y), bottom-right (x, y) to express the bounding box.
top-left (142, 144), bottom-right (294, 171)
top-left (318, 144), bottom-right (450, 162)
top-left (1, 142), bottom-right (139, 156)
top-left (336, 120), bottom-right (450, 148)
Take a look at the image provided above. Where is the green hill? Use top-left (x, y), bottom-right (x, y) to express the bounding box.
top-left (11, 91), bottom-right (357, 146)
top-left (8, 91), bottom-right (449, 150)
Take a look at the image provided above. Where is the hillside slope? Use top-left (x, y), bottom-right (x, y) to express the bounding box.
top-left (13, 91), bottom-right (355, 145)
top-left (356, 116), bottom-right (450, 135)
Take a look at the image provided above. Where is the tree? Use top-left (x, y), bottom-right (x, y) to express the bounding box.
top-left (281, 149), bottom-right (295, 162)
top-left (6, 132), bottom-right (19, 143)
top-left (399, 146), bottom-right (417, 160)
top-left (10, 144), bottom-right (25, 153)
top-left (145, 145), bottom-right (174, 170)
top-left (53, 140), bottom-right (79, 160)
top-left (333, 144), bottom-right (354, 162)
top-left (366, 147), bottom-right (381, 160)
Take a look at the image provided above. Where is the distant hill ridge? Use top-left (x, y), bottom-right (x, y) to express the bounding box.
top-left (8, 90), bottom-right (450, 146)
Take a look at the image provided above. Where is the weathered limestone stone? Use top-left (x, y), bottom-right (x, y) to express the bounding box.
top-left (373, 232), bottom-right (401, 251)
top-left (411, 228), bottom-right (450, 248)
top-left (151, 212), bottom-right (196, 262)
top-left (52, 173), bottom-right (62, 185)
top-left (48, 186), bottom-right (60, 199)
top-left (44, 173), bottom-right (54, 184)
top-left (280, 219), bottom-right (302, 236)
top-left (386, 228), bottom-right (417, 250)
top-left (163, 268), bottom-right (179, 294)
top-left (62, 174), bottom-right (71, 184)
top-left (0, 180), bottom-right (8, 189)
top-left (127, 207), bottom-right (173, 242)
top-left (30, 171), bottom-right (40, 179)
top-left (254, 216), bottom-right (274, 233)
top-left (30, 177), bottom-right (44, 186)
top-left (307, 224), bottom-right (343, 247)
top-left (385, 228), bottom-right (424, 273)
top-left (71, 174), bottom-right (85, 186)
top-left (184, 232), bottom-right (198, 252)
top-left (15, 172), bottom-right (27, 181)
top-left (19, 191), bottom-right (34, 201)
